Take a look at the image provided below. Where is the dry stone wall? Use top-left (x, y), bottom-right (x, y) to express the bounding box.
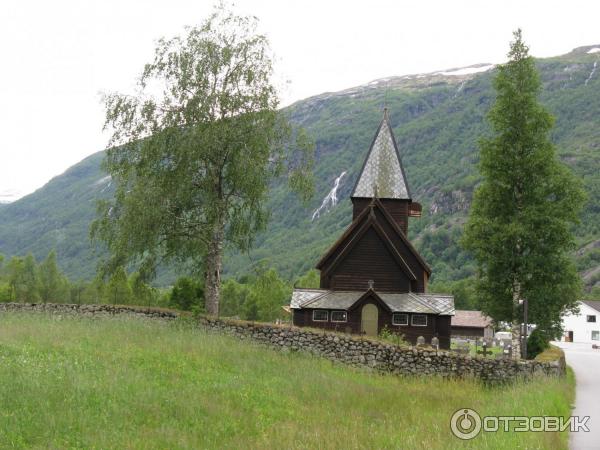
top-left (0, 303), bottom-right (565, 382)
top-left (0, 302), bottom-right (179, 320)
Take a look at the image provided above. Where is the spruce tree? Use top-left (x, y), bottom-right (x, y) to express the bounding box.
top-left (463, 30), bottom-right (585, 358)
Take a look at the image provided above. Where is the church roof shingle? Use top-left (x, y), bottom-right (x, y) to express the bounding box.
top-left (351, 109), bottom-right (411, 200)
top-left (291, 288), bottom-right (455, 316)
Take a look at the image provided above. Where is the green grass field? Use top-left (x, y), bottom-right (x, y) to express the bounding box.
top-left (0, 313), bottom-right (574, 449)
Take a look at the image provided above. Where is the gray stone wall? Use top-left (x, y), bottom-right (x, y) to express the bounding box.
top-left (0, 302), bottom-right (179, 320)
top-left (198, 317), bottom-right (565, 382)
top-left (0, 303), bottom-right (565, 382)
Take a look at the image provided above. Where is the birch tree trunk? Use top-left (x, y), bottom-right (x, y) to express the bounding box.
top-left (511, 320), bottom-right (521, 360)
top-left (204, 225), bottom-right (224, 317)
top-left (511, 285), bottom-right (521, 360)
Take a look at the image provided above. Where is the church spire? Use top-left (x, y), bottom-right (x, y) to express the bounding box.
top-left (351, 109), bottom-right (411, 200)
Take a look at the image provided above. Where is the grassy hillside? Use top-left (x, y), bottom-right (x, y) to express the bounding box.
top-left (0, 313), bottom-right (573, 449)
top-left (1, 45), bottom-right (600, 288)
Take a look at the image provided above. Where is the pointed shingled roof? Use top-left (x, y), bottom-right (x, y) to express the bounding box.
top-left (315, 197), bottom-right (431, 275)
top-left (351, 109), bottom-right (411, 200)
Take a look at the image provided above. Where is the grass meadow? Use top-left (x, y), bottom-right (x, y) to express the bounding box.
top-left (0, 313), bottom-right (574, 449)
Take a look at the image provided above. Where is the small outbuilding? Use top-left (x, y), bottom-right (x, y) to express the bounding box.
top-left (451, 310), bottom-right (494, 339)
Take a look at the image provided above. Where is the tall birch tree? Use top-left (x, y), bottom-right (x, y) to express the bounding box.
top-left (92, 4), bottom-right (313, 315)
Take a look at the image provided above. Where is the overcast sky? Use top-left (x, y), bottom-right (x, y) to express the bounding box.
top-left (1, 0), bottom-right (599, 202)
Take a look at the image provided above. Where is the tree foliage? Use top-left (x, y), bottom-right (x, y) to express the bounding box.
top-left (92, 4), bottom-right (313, 316)
top-left (21, 254), bottom-right (40, 303)
top-left (106, 267), bottom-right (132, 305)
top-left (7, 256), bottom-right (25, 302)
top-left (39, 250), bottom-right (66, 303)
top-left (463, 30), bottom-right (586, 340)
top-left (0, 251), bottom-right (167, 307)
top-left (220, 266), bottom-right (297, 321)
top-left (429, 277), bottom-right (479, 310)
top-left (294, 269), bottom-right (320, 289)
top-left (248, 268), bottom-right (291, 322)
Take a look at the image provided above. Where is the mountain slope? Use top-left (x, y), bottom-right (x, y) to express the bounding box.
top-left (0, 151), bottom-right (110, 279)
top-left (1, 45), bottom-right (600, 287)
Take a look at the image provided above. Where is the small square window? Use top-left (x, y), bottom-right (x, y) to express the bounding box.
top-left (592, 331), bottom-right (600, 341)
top-left (392, 313), bottom-right (408, 326)
top-left (411, 314), bottom-right (427, 327)
top-left (313, 310), bottom-right (328, 322)
top-left (331, 311), bottom-right (347, 322)
top-left (587, 315), bottom-right (597, 323)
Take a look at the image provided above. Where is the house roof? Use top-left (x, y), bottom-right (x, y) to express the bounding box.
top-left (451, 310), bottom-right (493, 328)
top-left (290, 288), bottom-right (455, 316)
top-left (582, 300), bottom-right (600, 313)
top-left (351, 109), bottom-right (411, 200)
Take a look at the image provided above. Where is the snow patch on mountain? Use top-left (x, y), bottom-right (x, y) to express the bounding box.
top-left (587, 48), bottom-right (600, 54)
top-left (437, 64), bottom-right (494, 76)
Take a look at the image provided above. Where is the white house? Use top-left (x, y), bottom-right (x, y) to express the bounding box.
top-left (561, 300), bottom-right (600, 344)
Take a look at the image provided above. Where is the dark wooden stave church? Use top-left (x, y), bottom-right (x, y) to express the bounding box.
top-left (289, 110), bottom-right (455, 349)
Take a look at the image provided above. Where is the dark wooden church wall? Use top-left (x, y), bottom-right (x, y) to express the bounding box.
top-left (352, 198), bottom-right (410, 234)
top-left (292, 304), bottom-right (451, 349)
top-left (373, 207), bottom-right (427, 293)
top-left (324, 228), bottom-right (412, 292)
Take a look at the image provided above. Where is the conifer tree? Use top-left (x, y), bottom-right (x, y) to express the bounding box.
top-left (463, 30), bottom-right (585, 358)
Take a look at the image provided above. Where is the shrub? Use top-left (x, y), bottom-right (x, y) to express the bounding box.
top-left (527, 328), bottom-right (550, 359)
top-left (0, 282), bottom-right (11, 302)
top-left (169, 277), bottom-right (204, 312)
top-left (378, 325), bottom-right (408, 347)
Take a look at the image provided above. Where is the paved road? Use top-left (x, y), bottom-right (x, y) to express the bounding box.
top-left (554, 342), bottom-right (600, 450)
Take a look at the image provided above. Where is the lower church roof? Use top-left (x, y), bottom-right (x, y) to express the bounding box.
top-left (290, 289), bottom-right (455, 316)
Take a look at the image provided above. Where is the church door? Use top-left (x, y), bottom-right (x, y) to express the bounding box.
top-left (361, 303), bottom-right (379, 336)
